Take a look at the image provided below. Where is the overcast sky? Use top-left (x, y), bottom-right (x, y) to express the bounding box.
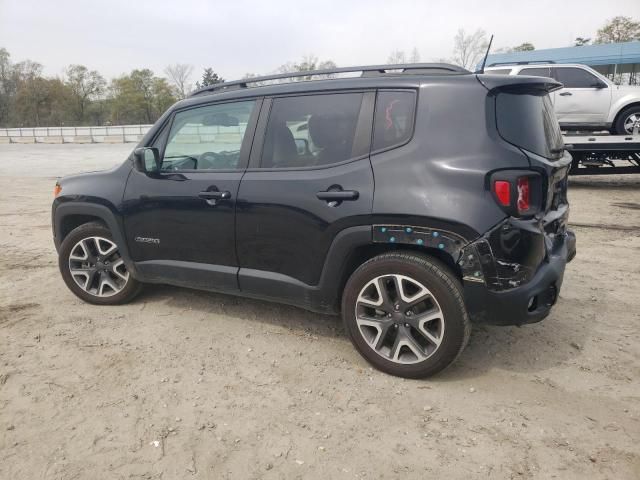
top-left (1, 0), bottom-right (639, 82)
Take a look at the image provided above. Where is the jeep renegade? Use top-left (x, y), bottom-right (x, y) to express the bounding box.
top-left (52, 63), bottom-right (577, 378)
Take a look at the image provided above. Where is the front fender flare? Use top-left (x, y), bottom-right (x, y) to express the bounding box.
top-left (53, 201), bottom-right (135, 274)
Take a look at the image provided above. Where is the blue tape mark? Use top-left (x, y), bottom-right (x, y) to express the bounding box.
top-left (416, 239), bottom-right (424, 245)
top-left (438, 243), bottom-right (445, 249)
top-left (389, 236), bottom-right (396, 243)
top-left (405, 227), bottom-right (413, 233)
top-left (432, 231), bottom-right (439, 238)
top-left (380, 227), bottom-right (387, 233)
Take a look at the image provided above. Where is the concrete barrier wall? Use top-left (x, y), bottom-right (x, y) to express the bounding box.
top-left (0, 124), bottom-right (152, 144)
top-left (0, 124), bottom-right (241, 145)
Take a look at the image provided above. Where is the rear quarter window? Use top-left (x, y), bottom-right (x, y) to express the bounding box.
top-left (496, 90), bottom-right (563, 160)
top-left (372, 90), bottom-right (416, 152)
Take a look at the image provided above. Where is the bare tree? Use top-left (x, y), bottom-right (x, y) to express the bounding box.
top-left (164, 63), bottom-right (194, 99)
top-left (451, 28), bottom-right (488, 70)
top-left (387, 50), bottom-right (407, 64)
top-left (277, 55), bottom-right (337, 81)
top-left (409, 47), bottom-right (421, 63)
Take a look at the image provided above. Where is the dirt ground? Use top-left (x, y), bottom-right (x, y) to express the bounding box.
top-left (0, 144), bottom-right (639, 479)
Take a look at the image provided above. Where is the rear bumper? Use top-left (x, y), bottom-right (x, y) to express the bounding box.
top-left (463, 229), bottom-right (576, 326)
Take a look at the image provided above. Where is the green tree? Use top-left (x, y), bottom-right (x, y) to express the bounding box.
top-left (574, 37), bottom-right (591, 46)
top-left (14, 75), bottom-right (72, 127)
top-left (512, 42), bottom-right (535, 52)
top-left (595, 16), bottom-right (640, 44)
top-left (195, 68), bottom-right (224, 89)
top-left (0, 48), bottom-right (15, 127)
top-left (65, 64), bottom-right (106, 123)
top-left (109, 69), bottom-right (176, 124)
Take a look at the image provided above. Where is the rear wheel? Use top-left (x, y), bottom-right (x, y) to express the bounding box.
top-left (613, 105), bottom-right (640, 135)
top-left (59, 222), bottom-right (142, 305)
top-left (342, 252), bottom-right (471, 378)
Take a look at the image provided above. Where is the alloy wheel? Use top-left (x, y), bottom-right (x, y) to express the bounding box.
top-left (623, 113), bottom-right (640, 134)
top-left (68, 236), bottom-right (129, 297)
top-left (354, 274), bottom-right (445, 364)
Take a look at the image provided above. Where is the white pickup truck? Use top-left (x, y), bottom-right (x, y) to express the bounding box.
top-left (485, 63), bottom-right (640, 135)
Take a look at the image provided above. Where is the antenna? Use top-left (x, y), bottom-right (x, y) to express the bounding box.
top-left (477, 34), bottom-right (494, 74)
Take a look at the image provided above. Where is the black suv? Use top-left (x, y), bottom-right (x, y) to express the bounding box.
top-left (52, 63), bottom-right (576, 378)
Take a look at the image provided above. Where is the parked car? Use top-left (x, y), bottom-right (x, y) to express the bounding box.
top-left (485, 63), bottom-right (640, 134)
top-left (52, 63), bottom-right (576, 378)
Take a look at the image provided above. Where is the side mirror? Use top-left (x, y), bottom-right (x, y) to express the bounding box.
top-left (133, 147), bottom-right (160, 173)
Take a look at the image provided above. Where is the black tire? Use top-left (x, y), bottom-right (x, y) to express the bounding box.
top-left (341, 251), bottom-right (471, 378)
top-left (613, 104), bottom-right (640, 135)
top-left (58, 222), bottom-right (142, 305)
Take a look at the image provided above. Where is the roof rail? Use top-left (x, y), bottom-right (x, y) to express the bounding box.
top-left (487, 60), bottom-right (557, 67)
top-left (189, 63), bottom-right (469, 97)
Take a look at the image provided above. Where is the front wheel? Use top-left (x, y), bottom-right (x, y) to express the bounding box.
top-left (342, 252), bottom-right (471, 378)
top-left (58, 222), bottom-right (142, 305)
top-left (613, 105), bottom-right (640, 135)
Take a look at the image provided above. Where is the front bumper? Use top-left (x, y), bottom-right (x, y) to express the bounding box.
top-left (462, 228), bottom-right (576, 326)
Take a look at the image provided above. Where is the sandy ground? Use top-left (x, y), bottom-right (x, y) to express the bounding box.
top-left (0, 144), bottom-right (639, 479)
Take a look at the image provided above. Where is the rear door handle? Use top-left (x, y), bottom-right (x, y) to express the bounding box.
top-left (198, 189), bottom-right (231, 206)
top-left (198, 190), bottom-right (231, 200)
top-left (316, 190), bottom-right (359, 201)
top-left (559, 92), bottom-right (572, 96)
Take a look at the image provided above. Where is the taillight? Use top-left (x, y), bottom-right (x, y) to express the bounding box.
top-left (492, 180), bottom-right (511, 207)
top-left (516, 177), bottom-right (530, 213)
top-left (489, 171), bottom-right (541, 217)
top-left (54, 183), bottom-right (62, 197)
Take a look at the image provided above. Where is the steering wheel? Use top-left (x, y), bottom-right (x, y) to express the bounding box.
top-left (199, 151), bottom-right (231, 169)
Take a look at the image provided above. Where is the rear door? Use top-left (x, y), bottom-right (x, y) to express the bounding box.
top-left (235, 91), bottom-right (375, 293)
top-left (551, 67), bottom-right (611, 124)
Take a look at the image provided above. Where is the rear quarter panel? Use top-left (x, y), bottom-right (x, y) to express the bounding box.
top-left (370, 76), bottom-right (529, 241)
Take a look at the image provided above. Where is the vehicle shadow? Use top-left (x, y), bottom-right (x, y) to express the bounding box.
top-left (569, 176), bottom-right (640, 190)
top-left (137, 285), bottom-right (591, 381)
top-left (138, 284), bottom-right (345, 339)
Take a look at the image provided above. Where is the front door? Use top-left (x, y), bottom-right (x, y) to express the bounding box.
top-left (122, 98), bottom-right (260, 291)
top-left (235, 92), bottom-right (375, 292)
top-left (552, 67), bottom-right (611, 125)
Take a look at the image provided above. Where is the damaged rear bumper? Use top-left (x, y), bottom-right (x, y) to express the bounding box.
top-left (459, 216), bottom-right (576, 326)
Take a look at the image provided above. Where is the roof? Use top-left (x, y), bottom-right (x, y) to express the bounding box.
top-left (483, 41), bottom-right (640, 68)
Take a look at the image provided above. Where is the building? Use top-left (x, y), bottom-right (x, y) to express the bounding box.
top-left (483, 41), bottom-right (640, 85)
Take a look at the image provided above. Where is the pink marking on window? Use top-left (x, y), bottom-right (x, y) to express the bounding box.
top-left (385, 100), bottom-right (400, 130)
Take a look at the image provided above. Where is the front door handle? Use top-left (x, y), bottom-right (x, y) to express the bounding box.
top-left (316, 190), bottom-right (359, 201)
top-left (559, 92), bottom-right (572, 96)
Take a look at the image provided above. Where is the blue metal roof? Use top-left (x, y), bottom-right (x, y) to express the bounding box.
top-left (483, 41), bottom-right (640, 68)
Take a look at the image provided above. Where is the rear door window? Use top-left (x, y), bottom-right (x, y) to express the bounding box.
top-left (372, 90), bottom-right (416, 152)
top-left (518, 67), bottom-right (552, 78)
top-left (553, 67), bottom-right (599, 88)
top-left (260, 93), bottom-right (365, 168)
